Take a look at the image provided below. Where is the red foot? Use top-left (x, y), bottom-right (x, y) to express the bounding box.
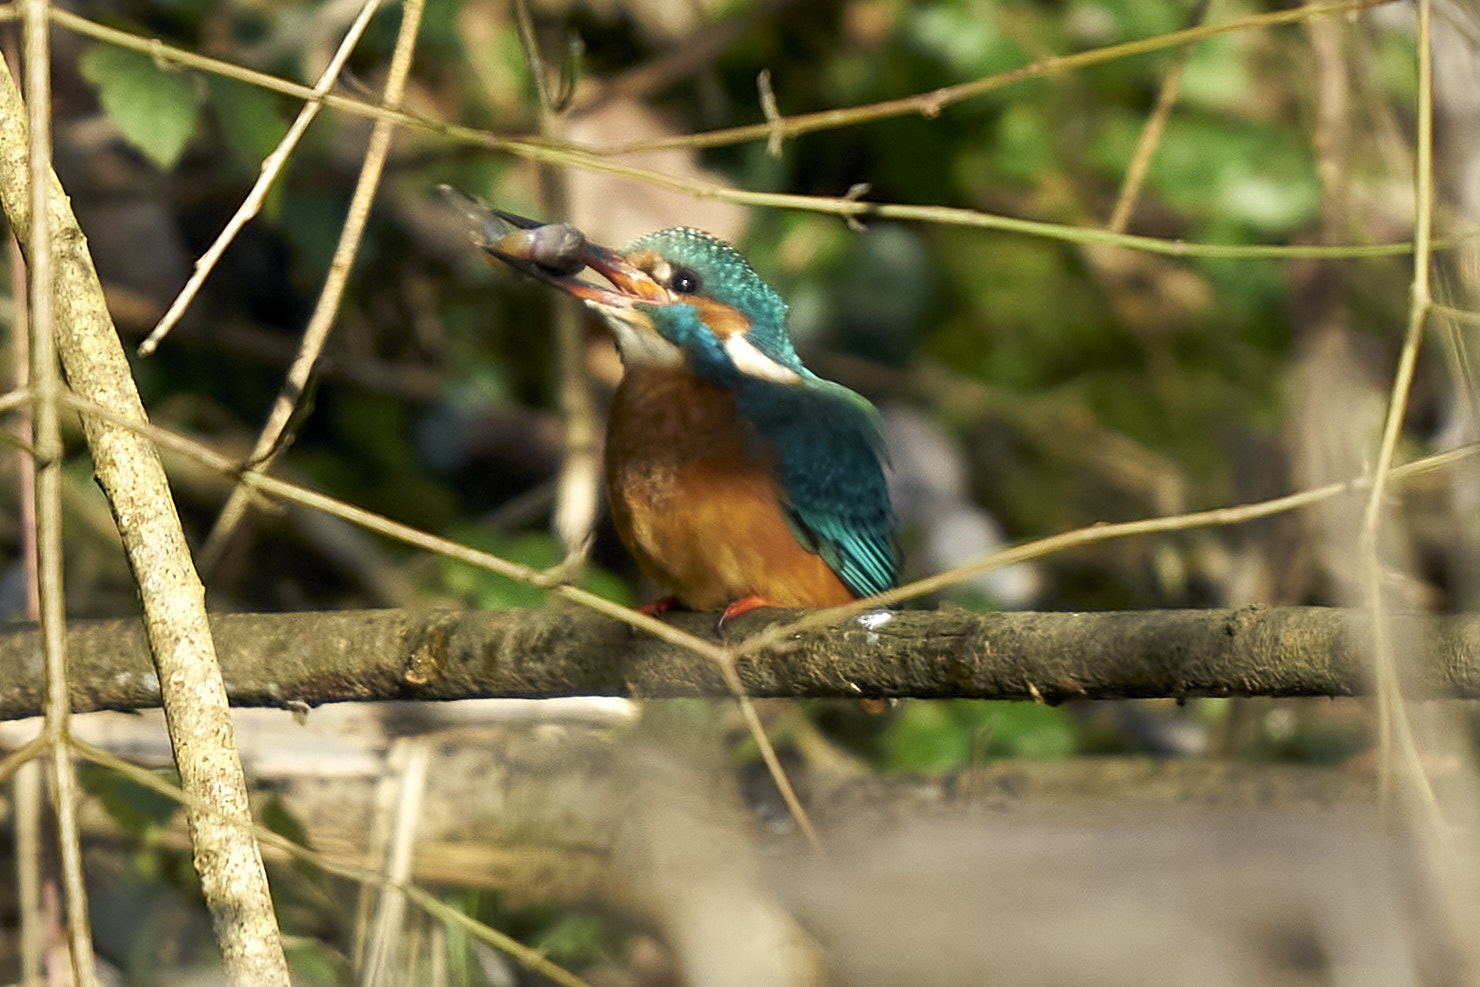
top-left (717, 595), bottom-right (773, 629)
top-left (637, 596), bottom-right (681, 616)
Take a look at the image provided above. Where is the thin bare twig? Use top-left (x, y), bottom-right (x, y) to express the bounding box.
top-left (359, 739), bottom-right (431, 987)
top-left (57, 390), bottom-right (733, 666)
top-left (757, 68), bottom-right (784, 158)
top-left (352, 731), bottom-right (402, 972)
top-left (44, 3), bottom-right (1441, 261)
top-left (1361, 0), bottom-right (1438, 815)
top-left (512, 0), bottom-right (602, 577)
top-left (1106, 0), bottom-right (1210, 233)
top-left (734, 443), bottom-right (1480, 658)
top-left (0, 384), bottom-right (33, 415)
top-left (0, 736), bottom-right (48, 786)
top-left (137, 0), bottom-right (383, 355)
top-left (74, 740), bottom-right (595, 987)
top-left (19, 2), bottom-right (97, 981)
top-left (0, 44), bottom-right (292, 985)
top-left (735, 691), bottom-right (819, 845)
top-left (545, 252), bottom-right (602, 579)
top-left (605, 0), bottom-right (1397, 154)
top-left (198, 0), bottom-right (426, 572)
top-left (5, 81), bottom-right (43, 985)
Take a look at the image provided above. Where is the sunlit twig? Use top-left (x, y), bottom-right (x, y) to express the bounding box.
top-left (1106, 0), bottom-right (1210, 233)
top-left (73, 740), bottom-right (595, 987)
top-left (57, 390), bottom-right (732, 667)
top-left (734, 444), bottom-right (1480, 658)
top-left (1360, 0), bottom-right (1439, 817)
top-left (511, 0), bottom-right (602, 581)
top-left (604, 0), bottom-right (1396, 155)
top-left (137, 0), bottom-right (383, 355)
top-left (197, 0), bottom-right (425, 572)
top-left (18, 2), bottom-right (98, 982)
top-left (44, 3), bottom-right (1443, 260)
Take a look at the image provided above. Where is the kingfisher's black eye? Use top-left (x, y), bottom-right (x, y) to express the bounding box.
top-left (670, 267), bottom-right (701, 294)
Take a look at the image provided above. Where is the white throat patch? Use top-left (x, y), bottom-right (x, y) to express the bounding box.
top-left (724, 334), bottom-right (803, 384)
top-left (590, 303), bottom-right (682, 368)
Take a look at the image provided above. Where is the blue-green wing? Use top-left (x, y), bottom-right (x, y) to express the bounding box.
top-left (738, 380), bottom-right (898, 598)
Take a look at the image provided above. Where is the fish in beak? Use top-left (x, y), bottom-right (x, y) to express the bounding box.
top-left (437, 185), bottom-right (670, 315)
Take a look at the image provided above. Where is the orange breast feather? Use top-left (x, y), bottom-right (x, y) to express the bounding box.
top-left (605, 366), bottom-right (855, 610)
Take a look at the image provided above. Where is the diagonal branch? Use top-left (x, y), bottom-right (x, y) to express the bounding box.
top-left (43, 5), bottom-right (1444, 260)
top-left (0, 49), bottom-right (291, 987)
top-left (1361, 0), bottom-right (1437, 812)
top-left (137, 0), bottom-right (384, 355)
top-left (602, 0), bottom-right (1397, 154)
top-left (1105, 0), bottom-right (1210, 233)
top-left (17, 2), bottom-right (96, 981)
top-left (197, 0), bottom-right (426, 572)
top-left (72, 741), bottom-right (595, 987)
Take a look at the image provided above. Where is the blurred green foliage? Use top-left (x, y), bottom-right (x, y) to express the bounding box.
top-left (449, 890), bottom-right (636, 976)
top-left (440, 526), bottom-right (633, 608)
top-left (882, 699), bottom-right (1079, 772)
top-left (54, 0), bottom-right (1421, 815)
top-left (60, 0), bottom-right (1421, 620)
top-left (26, 0), bottom-right (1435, 979)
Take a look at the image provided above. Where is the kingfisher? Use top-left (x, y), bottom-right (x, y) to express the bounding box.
top-left (442, 189), bottom-right (898, 621)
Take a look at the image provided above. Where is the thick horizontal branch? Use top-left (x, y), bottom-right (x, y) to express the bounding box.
top-left (2, 605), bottom-right (1479, 719)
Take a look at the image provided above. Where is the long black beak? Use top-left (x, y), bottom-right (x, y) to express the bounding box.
top-left (437, 185), bottom-right (668, 310)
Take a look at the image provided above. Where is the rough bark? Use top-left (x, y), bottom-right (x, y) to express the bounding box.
top-left (3, 604), bottom-right (1479, 719)
top-left (0, 57), bottom-right (290, 985)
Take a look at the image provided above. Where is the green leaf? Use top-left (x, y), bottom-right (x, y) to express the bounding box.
top-left (883, 700), bottom-right (1080, 773)
top-left (78, 762), bottom-right (181, 839)
top-left (970, 702), bottom-right (1078, 760)
top-left (79, 44), bottom-right (199, 169)
top-left (882, 701), bottom-right (971, 773)
top-left (440, 528), bottom-right (633, 610)
top-left (907, 6), bottom-right (1023, 78)
top-left (206, 76), bottom-right (289, 208)
top-left (535, 913), bottom-right (612, 966)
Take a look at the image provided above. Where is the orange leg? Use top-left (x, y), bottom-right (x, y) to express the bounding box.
top-left (637, 596), bottom-right (681, 617)
top-left (717, 594), bottom-right (774, 628)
